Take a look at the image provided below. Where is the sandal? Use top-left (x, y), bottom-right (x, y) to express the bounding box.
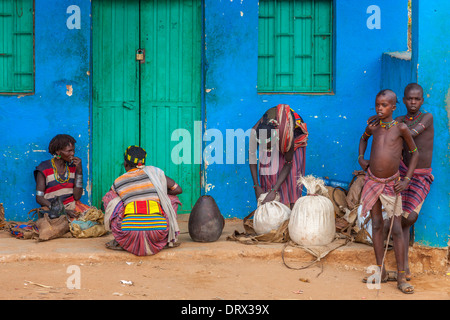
top-left (163, 241), bottom-right (181, 249)
top-left (397, 282), bottom-right (414, 294)
top-left (362, 272), bottom-right (389, 284)
top-left (385, 271), bottom-right (412, 281)
top-left (105, 239), bottom-right (124, 251)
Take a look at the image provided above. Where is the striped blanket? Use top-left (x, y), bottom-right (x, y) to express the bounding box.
top-left (360, 169), bottom-right (402, 219)
top-left (399, 161), bottom-right (433, 216)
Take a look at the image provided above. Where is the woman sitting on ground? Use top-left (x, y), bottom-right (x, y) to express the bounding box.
top-left (34, 134), bottom-right (90, 217)
top-left (102, 145), bottom-right (182, 256)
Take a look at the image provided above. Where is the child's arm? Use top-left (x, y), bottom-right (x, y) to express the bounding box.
top-left (410, 113), bottom-right (433, 138)
top-left (395, 124), bottom-right (420, 193)
top-left (358, 125), bottom-right (372, 171)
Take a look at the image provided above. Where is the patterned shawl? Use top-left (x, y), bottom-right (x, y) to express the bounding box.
top-left (275, 104), bottom-right (308, 153)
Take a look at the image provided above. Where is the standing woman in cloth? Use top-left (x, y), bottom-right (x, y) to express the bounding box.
top-left (249, 104), bottom-right (308, 208)
top-left (34, 134), bottom-right (90, 215)
top-left (102, 146), bottom-right (182, 256)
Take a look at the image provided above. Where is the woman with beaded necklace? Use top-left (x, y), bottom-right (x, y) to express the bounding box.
top-left (34, 134), bottom-right (89, 217)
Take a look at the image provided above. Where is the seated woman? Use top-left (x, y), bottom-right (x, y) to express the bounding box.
top-left (102, 145), bottom-right (182, 256)
top-left (34, 134), bottom-right (90, 218)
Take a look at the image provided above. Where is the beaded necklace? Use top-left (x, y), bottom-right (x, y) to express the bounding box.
top-left (51, 158), bottom-right (70, 184)
top-left (402, 111), bottom-right (423, 127)
top-left (380, 119), bottom-right (398, 130)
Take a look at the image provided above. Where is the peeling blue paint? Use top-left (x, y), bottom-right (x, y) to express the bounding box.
top-left (203, 1), bottom-right (409, 214)
top-left (0, 0), bottom-right (447, 248)
top-left (408, 0), bottom-right (450, 248)
top-left (0, 0), bottom-right (91, 221)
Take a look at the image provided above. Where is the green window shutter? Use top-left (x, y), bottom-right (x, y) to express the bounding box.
top-left (0, 0), bottom-right (34, 94)
top-left (258, 0), bottom-right (332, 93)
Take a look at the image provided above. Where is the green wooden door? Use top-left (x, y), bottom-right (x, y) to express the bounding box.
top-left (92, 0), bottom-right (140, 208)
top-left (92, 0), bottom-right (202, 213)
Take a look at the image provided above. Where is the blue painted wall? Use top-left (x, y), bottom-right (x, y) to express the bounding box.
top-left (203, 0), bottom-right (409, 215)
top-left (376, 0), bottom-right (450, 247)
top-left (381, 51), bottom-right (412, 114)
top-left (0, 0), bottom-right (91, 220)
top-left (410, 0), bottom-right (450, 247)
top-left (1, 0), bottom-right (447, 247)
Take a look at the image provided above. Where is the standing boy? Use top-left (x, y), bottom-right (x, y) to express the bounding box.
top-left (367, 83), bottom-right (434, 282)
top-left (395, 83), bottom-right (434, 281)
top-left (358, 89), bottom-right (419, 294)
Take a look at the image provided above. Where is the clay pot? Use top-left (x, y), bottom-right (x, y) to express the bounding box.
top-left (188, 195), bottom-right (225, 242)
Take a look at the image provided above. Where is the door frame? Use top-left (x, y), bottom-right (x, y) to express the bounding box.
top-left (88, 0), bottom-right (206, 209)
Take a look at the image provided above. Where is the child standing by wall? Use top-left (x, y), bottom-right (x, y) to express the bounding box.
top-left (358, 89), bottom-right (419, 294)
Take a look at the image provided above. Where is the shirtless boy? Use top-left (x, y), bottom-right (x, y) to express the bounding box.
top-left (395, 83), bottom-right (434, 280)
top-left (367, 84), bottom-right (434, 282)
top-left (358, 89), bottom-right (419, 294)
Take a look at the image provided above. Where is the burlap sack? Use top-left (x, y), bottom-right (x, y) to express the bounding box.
top-left (70, 207), bottom-right (107, 238)
top-left (7, 221), bottom-right (39, 240)
top-left (227, 220), bottom-right (290, 244)
top-left (71, 224), bottom-right (107, 238)
top-left (36, 214), bottom-right (70, 241)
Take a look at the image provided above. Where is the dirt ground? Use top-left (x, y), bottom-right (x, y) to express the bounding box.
top-left (0, 258), bottom-right (448, 301)
top-left (0, 217), bottom-right (448, 302)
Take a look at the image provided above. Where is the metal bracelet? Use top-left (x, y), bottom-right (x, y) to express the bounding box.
top-left (36, 190), bottom-right (44, 197)
top-left (75, 175), bottom-right (83, 188)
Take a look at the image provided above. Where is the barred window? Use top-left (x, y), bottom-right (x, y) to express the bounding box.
top-left (258, 0), bottom-right (333, 93)
top-left (0, 0), bottom-right (34, 94)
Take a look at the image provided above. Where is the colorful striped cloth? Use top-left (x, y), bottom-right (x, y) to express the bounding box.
top-left (124, 200), bottom-right (162, 215)
top-left (121, 213), bottom-right (168, 231)
top-left (360, 169), bottom-right (402, 219)
top-left (399, 161), bottom-right (433, 215)
top-left (34, 159), bottom-right (89, 213)
top-left (259, 146), bottom-right (306, 206)
top-left (112, 168), bottom-right (159, 206)
top-left (102, 189), bottom-right (181, 256)
top-left (122, 200), bottom-right (167, 231)
top-left (34, 159), bottom-right (77, 206)
top-left (276, 104), bottom-right (308, 153)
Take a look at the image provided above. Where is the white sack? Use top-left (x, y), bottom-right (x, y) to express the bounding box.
top-left (253, 193), bottom-right (291, 235)
top-left (289, 176), bottom-right (336, 246)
